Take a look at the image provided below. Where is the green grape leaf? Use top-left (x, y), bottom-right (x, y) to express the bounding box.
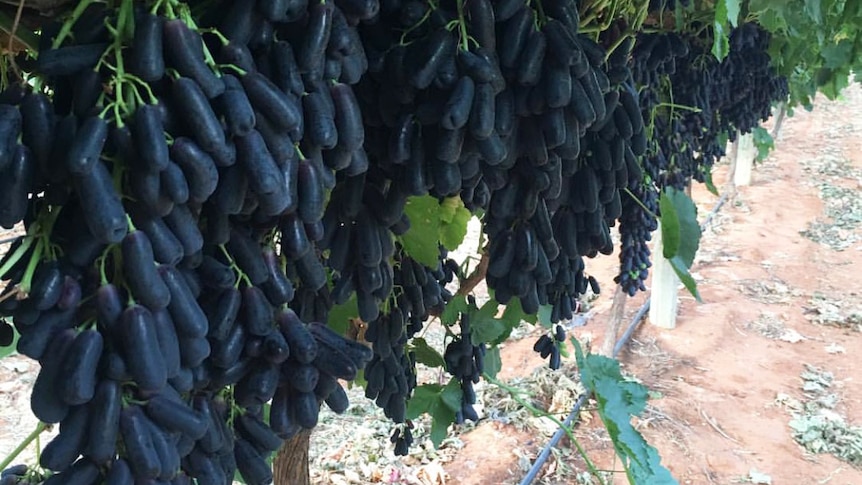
top-left (406, 380), bottom-right (463, 448)
top-left (711, 19), bottom-right (729, 60)
top-left (712, 0), bottom-right (731, 60)
top-left (440, 203), bottom-right (471, 251)
top-left (402, 196), bottom-right (443, 268)
top-left (440, 294), bottom-right (469, 326)
top-left (411, 337), bottom-right (446, 368)
top-left (501, 295), bottom-right (537, 326)
top-left (440, 378), bottom-right (463, 412)
top-left (438, 196), bottom-right (460, 223)
top-left (702, 167), bottom-right (720, 196)
top-left (0, 11), bottom-right (38, 52)
top-left (804, 0), bottom-right (822, 23)
top-left (327, 294), bottom-right (357, 335)
top-left (429, 407), bottom-right (455, 449)
top-left (407, 384), bottom-right (440, 419)
top-left (484, 345), bottom-right (502, 379)
top-left (669, 256), bottom-right (703, 303)
top-left (659, 187), bottom-right (701, 268)
top-left (725, 0), bottom-right (741, 26)
top-left (470, 299), bottom-right (508, 346)
top-left (574, 341), bottom-right (678, 485)
top-left (402, 196), bottom-right (472, 264)
top-left (821, 40), bottom-right (853, 68)
top-left (536, 304), bottom-right (554, 328)
top-left (752, 126), bottom-right (775, 161)
top-left (659, 188), bottom-right (702, 302)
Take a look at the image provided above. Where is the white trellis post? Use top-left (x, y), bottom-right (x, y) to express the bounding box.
top-left (648, 228), bottom-right (680, 329)
top-left (733, 131), bottom-right (755, 187)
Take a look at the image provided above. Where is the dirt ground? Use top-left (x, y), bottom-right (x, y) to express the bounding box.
top-left (1, 88), bottom-right (861, 485)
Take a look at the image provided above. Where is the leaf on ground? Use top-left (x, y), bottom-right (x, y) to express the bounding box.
top-left (749, 469), bottom-right (773, 484)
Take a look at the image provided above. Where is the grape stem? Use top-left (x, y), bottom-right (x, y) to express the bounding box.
top-left (0, 236), bottom-right (33, 281)
top-left (622, 187), bottom-right (659, 220)
top-left (0, 422), bottom-right (48, 472)
top-left (219, 244), bottom-right (253, 289)
top-left (19, 238), bottom-right (44, 295)
top-left (604, 31), bottom-right (633, 62)
top-left (482, 373), bottom-right (609, 485)
top-left (454, 0), bottom-right (470, 51)
top-left (50, 0), bottom-right (97, 49)
top-left (398, 0), bottom-right (438, 45)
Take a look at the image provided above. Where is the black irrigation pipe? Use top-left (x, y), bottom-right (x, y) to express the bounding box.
top-left (518, 301), bottom-right (650, 485)
top-left (519, 190), bottom-right (730, 485)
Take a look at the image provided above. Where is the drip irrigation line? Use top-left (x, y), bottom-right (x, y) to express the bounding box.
top-left (519, 189), bottom-right (729, 485)
top-left (701, 192), bottom-right (730, 231)
top-left (518, 300), bottom-right (650, 485)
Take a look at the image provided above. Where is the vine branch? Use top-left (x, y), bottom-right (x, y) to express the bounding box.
top-left (0, 422), bottom-right (47, 471)
top-left (456, 250), bottom-right (488, 297)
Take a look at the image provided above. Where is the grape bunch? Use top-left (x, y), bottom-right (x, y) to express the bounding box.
top-left (355, 0), bottom-right (644, 324)
top-left (443, 306), bottom-right (484, 425)
top-left (722, 24), bottom-right (790, 134)
top-left (0, 0), bottom-right (794, 477)
top-left (617, 23), bottom-right (788, 295)
top-left (0, 0), bottom-right (378, 482)
top-left (533, 324), bottom-right (569, 371)
top-left (632, 23), bottom-right (787, 191)
top-left (362, 246), bottom-right (456, 455)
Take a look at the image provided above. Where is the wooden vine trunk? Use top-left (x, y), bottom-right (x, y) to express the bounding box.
top-left (273, 429), bottom-right (312, 485)
top-left (600, 285), bottom-right (628, 356)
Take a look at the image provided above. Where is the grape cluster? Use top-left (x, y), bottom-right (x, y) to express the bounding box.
top-left (443, 307), bottom-right (484, 425)
top-left (355, 0), bottom-right (643, 325)
top-left (617, 23), bottom-right (788, 294)
top-left (0, 0), bottom-right (377, 483)
top-left (362, 247), bottom-right (456, 455)
top-left (632, 23), bottom-right (787, 190)
top-left (722, 24), bottom-right (790, 134)
top-left (532, 324), bottom-right (569, 371)
top-left (0, 0), bottom-right (793, 476)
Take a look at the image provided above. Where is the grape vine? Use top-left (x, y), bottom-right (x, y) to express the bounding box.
top-left (0, 0), bottom-right (852, 484)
